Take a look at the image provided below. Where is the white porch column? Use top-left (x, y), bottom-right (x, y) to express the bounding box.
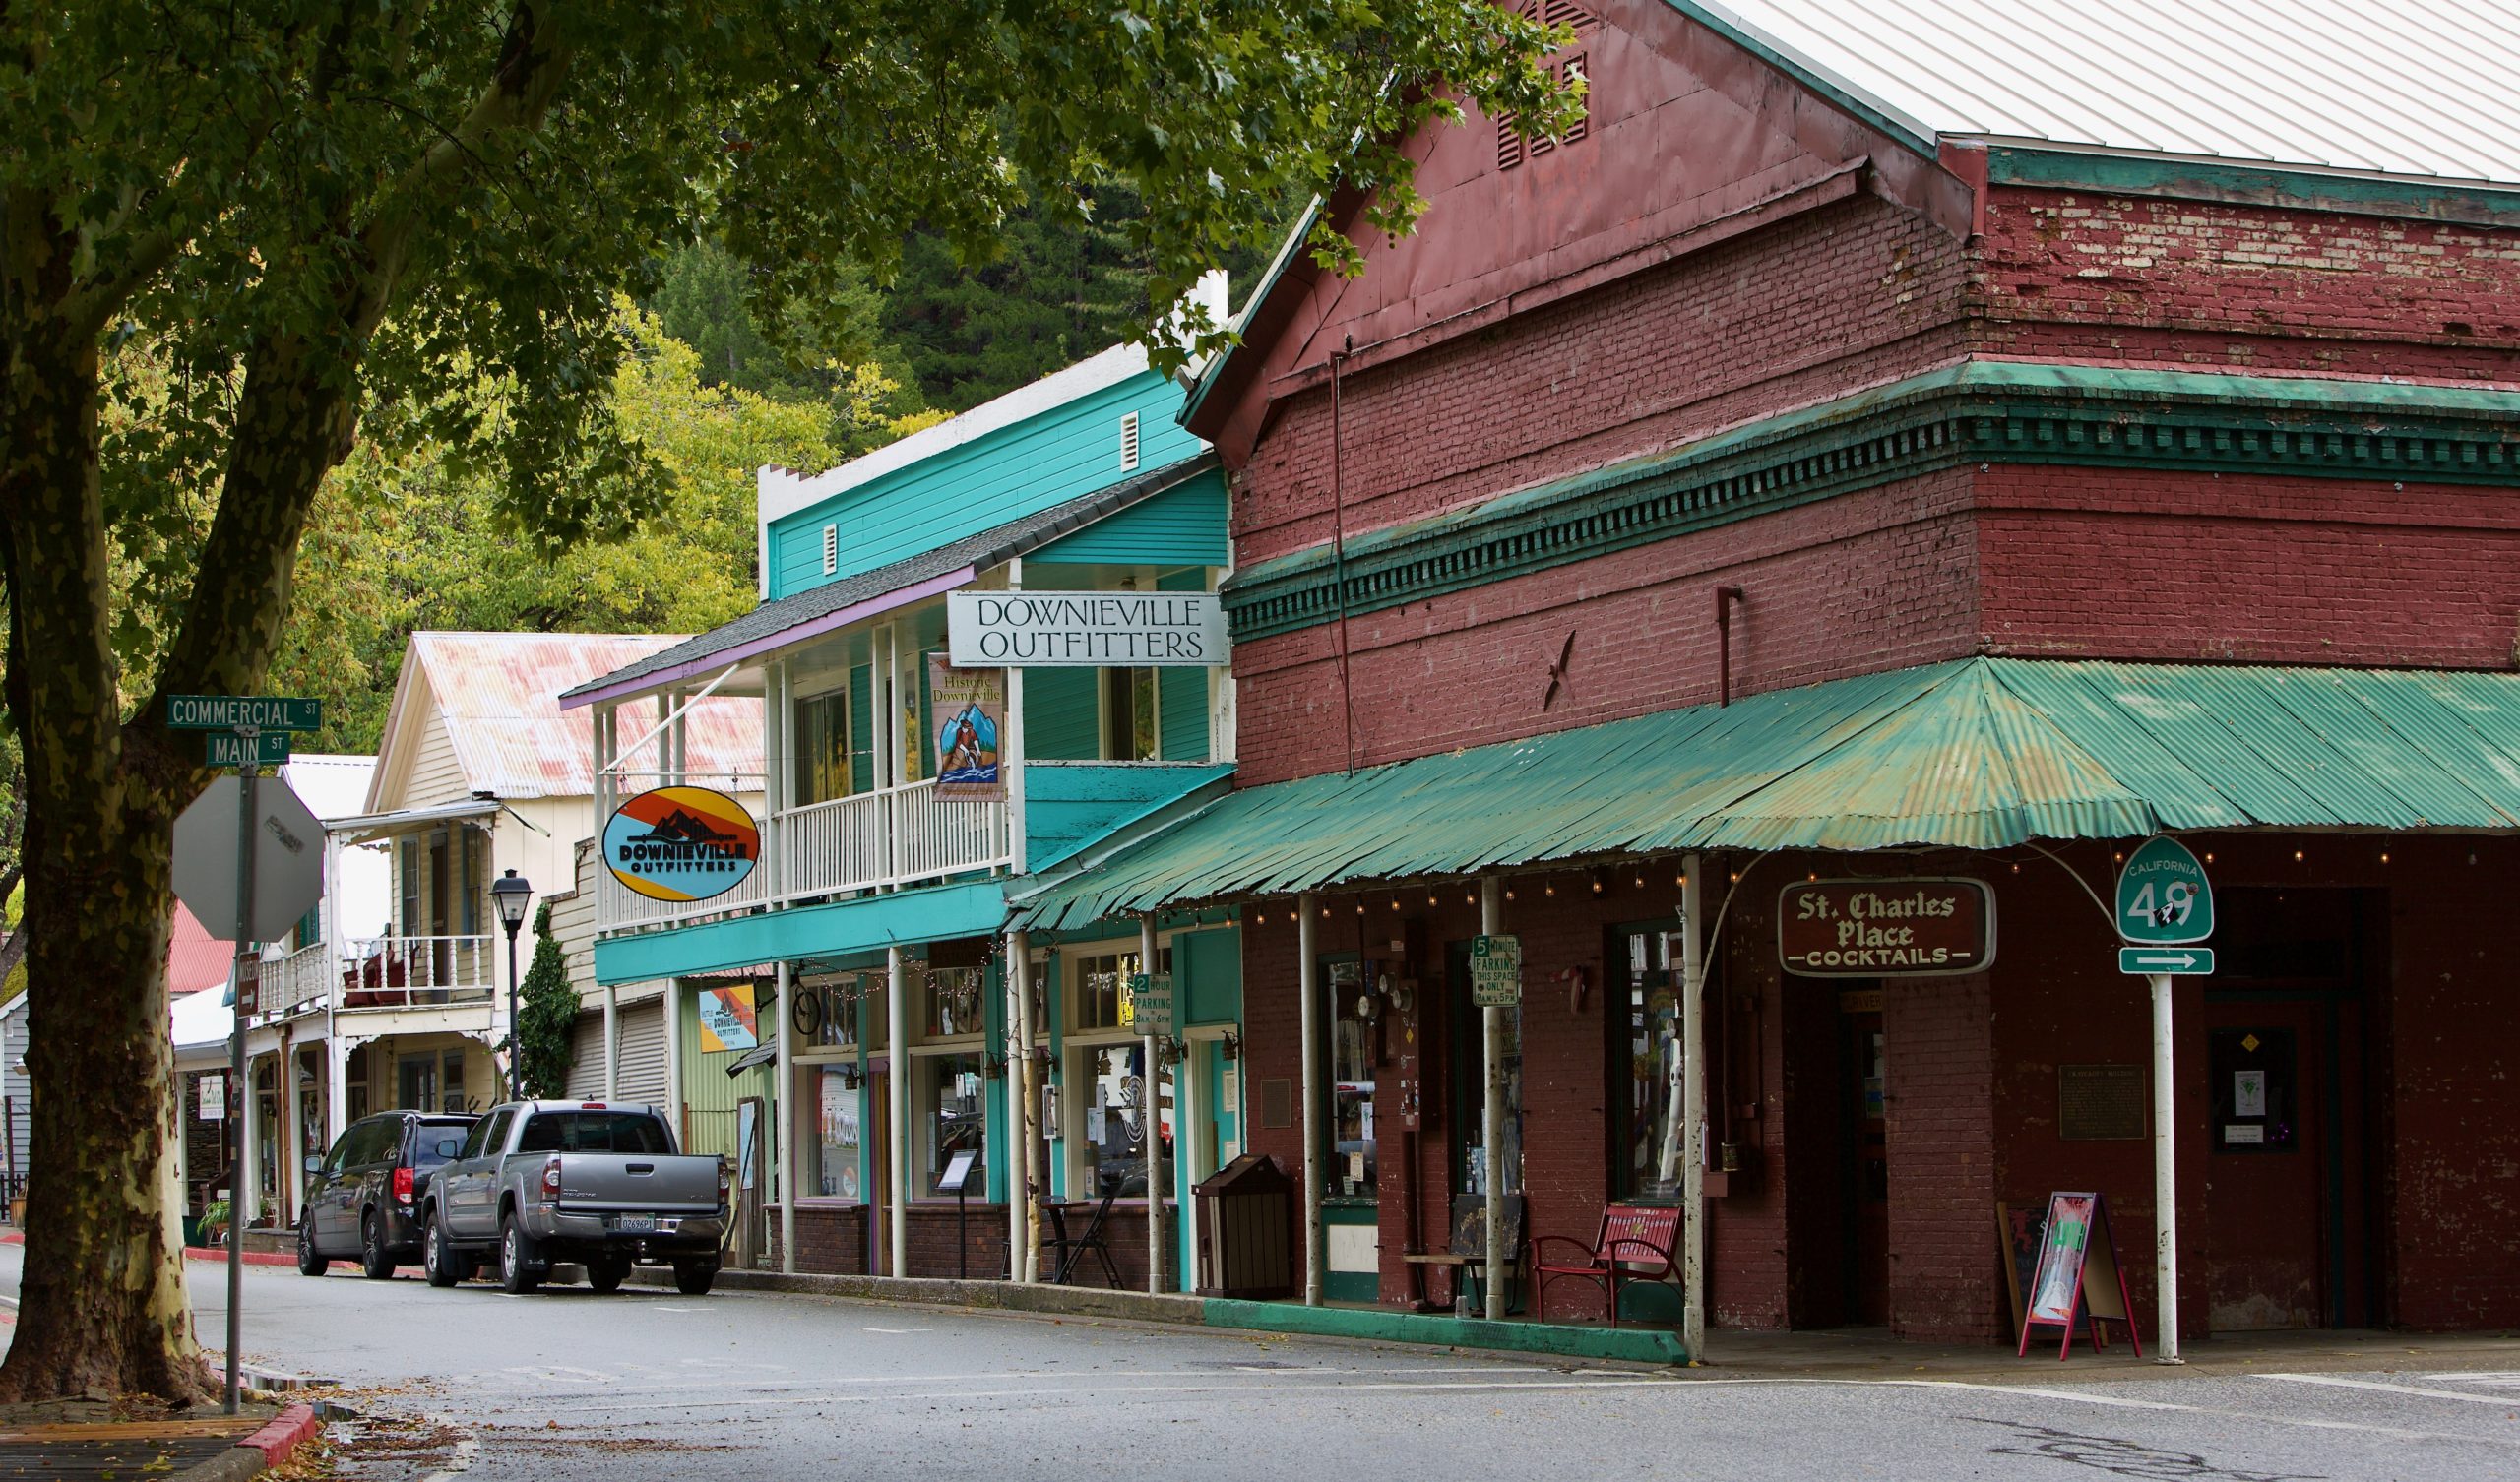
top-left (777, 959), bottom-right (795, 1274)
top-left (279, 1030), bottom-right (301, 1227)
top-left (1298, 894), bottom-right (1322, 1306)
top-left (236, 1049), bottom-right (262, 1228)
top-left (887, 944), bottom-right (910, 1276)
top-left (328, 1035), bottom-right (351, 1145)
top-left (1140, 915), bottom-right (1164, 1295)
top-left (1480, 876), bottom-right (1505, 1323)
top-left (1005, 559), bottom-right (1028, 876)
top-left (2152, 972), bottom-right (2182, 1362)
top-left (1680, 854), bottom-right (1707, 1361)
top-left (1007, 930), bottom-right (1034, 1279)
top-left (664, 979), bottom-right (685, 1142)
top-left (602, 983), bottom-right (620, 1100)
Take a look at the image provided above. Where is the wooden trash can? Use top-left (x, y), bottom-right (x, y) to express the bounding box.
top-left (1192, 1152), bottom-right (1293, 1299)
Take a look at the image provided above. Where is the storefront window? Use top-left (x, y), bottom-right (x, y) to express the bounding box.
top-left (1068, 947), bottom-right (1168, 1032)
top-left (925, 965), bottom-right (985, 1039)
top-left (1452, 953), bottom-right (1523, 1199)
top-left (813, 1065), bottom-right (861, 1199)
top-left (1622, 929), bottom-right (1686, 1200)
top-left (921, 1053), bottom-right (987, 1196)
top-left (798, 974), bottom-right (868, 1050)
top-left (1331, 960), bottom-right (1376, 1200)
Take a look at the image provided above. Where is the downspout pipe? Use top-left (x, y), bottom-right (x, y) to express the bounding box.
top-left (1299, 894), bottom-right (1323, 1305)
top-left (1715, 587), bottom-right (1745, 708)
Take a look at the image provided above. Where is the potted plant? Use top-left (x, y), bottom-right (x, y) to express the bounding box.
top-left (199, 1198), bottom-right (230, 1248)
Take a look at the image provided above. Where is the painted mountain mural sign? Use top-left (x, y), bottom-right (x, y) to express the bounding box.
top-left (604, 786), bottom-right (760, 902)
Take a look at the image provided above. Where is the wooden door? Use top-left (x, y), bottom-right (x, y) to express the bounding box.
top-left (2202, 1002), bottom-right (2326, 1329)
top-left (867, 1068), bottom-right (892, 1276)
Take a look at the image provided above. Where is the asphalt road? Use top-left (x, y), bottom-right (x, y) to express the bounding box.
top-left (5, 1246), bottom-right (2519, 1480)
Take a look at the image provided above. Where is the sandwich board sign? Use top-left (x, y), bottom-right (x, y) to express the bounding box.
top-left (2016, 1191), bottom-right (2143, 1361)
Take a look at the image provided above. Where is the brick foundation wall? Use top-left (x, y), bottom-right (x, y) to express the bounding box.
top-left (1882, 974), bottom-right (2000, 1342)
top-left (787, 1203), bottom-right (869, 1276)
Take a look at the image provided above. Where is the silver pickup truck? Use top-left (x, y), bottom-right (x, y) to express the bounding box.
top-left (420, 1100), bottom-right (727, 1295)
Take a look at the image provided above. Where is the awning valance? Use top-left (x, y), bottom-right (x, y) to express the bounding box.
top-left (1010, 658), bottom-right (2520, 931)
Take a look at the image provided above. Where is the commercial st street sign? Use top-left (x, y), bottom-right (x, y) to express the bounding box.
top-left (2115, 836), bottom-right (2215, 946)
top-left (2119, 947), bottom-right (2216, 976)
top-left (166, 695), bottom-right (324, 732)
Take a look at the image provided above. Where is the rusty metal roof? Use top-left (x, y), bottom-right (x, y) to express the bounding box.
top-left (399, 633), bottom-right (760, 801)
top-left (1011, 657), bottom-right (2520, 929)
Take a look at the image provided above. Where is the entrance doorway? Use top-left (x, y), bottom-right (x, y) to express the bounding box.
top-left (2199, 888), bottom-right (2377, 1331)
top-left (1841, 996), bottom-right (1889, 1325)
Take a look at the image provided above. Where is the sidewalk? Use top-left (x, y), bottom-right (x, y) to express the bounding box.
top-left (0, 1400), bottom-right (320, 1481)
top-left (665, 1265), bottom-right (2520, 1380)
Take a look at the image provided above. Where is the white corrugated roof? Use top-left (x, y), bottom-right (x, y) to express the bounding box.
top-left (1693, 0), bottom-right (2520, 185)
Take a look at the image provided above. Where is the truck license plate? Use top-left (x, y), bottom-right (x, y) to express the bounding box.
top-left (616, 1215), bottom-right (655, 1234)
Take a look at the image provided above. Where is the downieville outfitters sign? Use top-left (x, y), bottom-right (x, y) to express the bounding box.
top-left (604, 786), bottom-right (759, 902)
top-left (947, 589), bottom-right (1227, 666)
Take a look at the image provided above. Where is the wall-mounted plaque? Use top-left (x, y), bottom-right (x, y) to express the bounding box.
top-left (2058, 1063), bottom-right (2147, 1142)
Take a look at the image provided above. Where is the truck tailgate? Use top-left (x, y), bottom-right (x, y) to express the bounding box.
top-left (552, 1153), bottom-right (722, 1214)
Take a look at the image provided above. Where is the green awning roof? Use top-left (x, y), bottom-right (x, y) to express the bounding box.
top-left (1010, 658), bottom-right (2520, 931)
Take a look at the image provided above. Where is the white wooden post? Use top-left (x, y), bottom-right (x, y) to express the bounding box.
top-left (2152, 972), bottom-right (2182, 1362)
top-left (1007, 931), bottom-right (1033, 1278)
top-left (602, 982), bottom-right (620, 1100)
top-left (1298, 894), bottom-right (1322, 1305)
top-left (777, 959), bottom-right (795, 1274)
top-left (1006, 558), bottom-right (1028, 875)
top-left (1141, 915), bottom-right (1164, 1294)
top-left (1480, 876), bottom-right (1505, 1323)
top-left (887, 944), bottom-right (910, 1276)
top-left (664, 979), bottom-right (685, 1142)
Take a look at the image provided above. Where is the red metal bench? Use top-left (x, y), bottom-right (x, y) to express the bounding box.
top-left (1531, 1203), bottom-right (1681, 1328)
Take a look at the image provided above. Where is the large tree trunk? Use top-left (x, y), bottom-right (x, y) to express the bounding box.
top-left (0, 324), bottom-right (208, 1404)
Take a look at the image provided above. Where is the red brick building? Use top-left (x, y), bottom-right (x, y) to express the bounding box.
top-left (1012, 0), bottom-right (2520, 1346)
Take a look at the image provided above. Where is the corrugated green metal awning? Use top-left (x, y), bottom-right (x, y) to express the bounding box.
top-left (1010, 658), bottom-right (2520, 931)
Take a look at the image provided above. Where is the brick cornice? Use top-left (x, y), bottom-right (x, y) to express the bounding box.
top-left (1222, 361), bottom-right (2520, 642)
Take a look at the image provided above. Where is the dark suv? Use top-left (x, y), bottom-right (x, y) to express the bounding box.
top-left (298, 1110), bottom-right (477, 1279)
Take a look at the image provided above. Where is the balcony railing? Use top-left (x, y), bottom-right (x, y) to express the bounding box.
top-left (338, 935), bottom-right (498, 1008)
top-left (597, 775), bottom-right (1009, 935)
top-left (270, 942), bottom-right (335, 1018)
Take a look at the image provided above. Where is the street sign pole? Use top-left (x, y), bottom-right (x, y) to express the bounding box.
top-left (2114, 835), bottom-right (2213, 1368)
top-left (224, 741), bottom-right (259, 1415)
top-left (2149, 970), bottom-right (2178, 1367)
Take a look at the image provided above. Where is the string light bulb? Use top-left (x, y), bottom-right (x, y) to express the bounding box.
top-left (1390, 898), bottom-right (1402, 911)
top-left (1505, 888), bottom-right (1517, 901)
top-left (1544, 883), bottom-right (1555, 896)
top-left (2379, 850), bottom-right (2391, 865)
top-left (2293, 849), bottom-right (2304, 862)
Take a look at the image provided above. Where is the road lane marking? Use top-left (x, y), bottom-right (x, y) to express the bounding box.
top-left (2256, 1373), bottom-right (2520, 1408)
top-left (862, 1327), bottom-right (932, 1334)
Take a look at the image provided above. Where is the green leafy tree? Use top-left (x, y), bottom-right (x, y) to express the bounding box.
top-left (511, 903), bottom-right (576, 1100)
top-left (0, 0), bottom-right (1576, 1404)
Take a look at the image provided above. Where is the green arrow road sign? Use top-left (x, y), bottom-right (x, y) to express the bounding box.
top-left (166, 695), bottom-right (324, 732)
top-left (2115, 836), bottom-right (2215, 945)
top-left (2119, 946), bottom-right (2216, 975)
top-left (204, 730), bottom-right (292, 768)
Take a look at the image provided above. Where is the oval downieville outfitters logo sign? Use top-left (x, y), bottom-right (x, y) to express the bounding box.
top-left (603, 786), bottom-right (760, 902)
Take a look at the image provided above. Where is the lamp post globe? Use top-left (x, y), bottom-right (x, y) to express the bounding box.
top-left (492, 869), bottom-right (534, 1099)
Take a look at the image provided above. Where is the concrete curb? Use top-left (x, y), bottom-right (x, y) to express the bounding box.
top-left (632, 1265), bottom-right (1208, 1327)
top-left (1, 1231), bottom-right (296, 1267)
top-left (169, 1403), bottom-right (320, 1482)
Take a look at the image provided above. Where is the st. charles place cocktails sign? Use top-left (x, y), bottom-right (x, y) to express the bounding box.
top-left (947, 589), bottom-right (1227, 666)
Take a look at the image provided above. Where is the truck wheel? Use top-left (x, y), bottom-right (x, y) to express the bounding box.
top-left (295, 1218), bottom-right (327, 1277)
top-left (588, 1259), bottom-right (631, 1294)
top-left (423, 1216), bottom-right (462, 1288)
top-left (672, 1262), bottom-right (717, 1296)
top-left (499, 1212), bottom-right (543, 1294)
top-left (359, 1212), bottom-right (396, 1280)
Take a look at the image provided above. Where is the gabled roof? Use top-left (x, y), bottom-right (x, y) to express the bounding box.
top-left (371, 632), bottom-right (761, 807)
top-left (564, 453), bottom-right (1221, 709)
top-left (1693, 0), bottom-right (2520, 185)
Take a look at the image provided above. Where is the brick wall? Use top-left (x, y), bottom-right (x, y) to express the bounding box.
top-left (786, 1203), bottom-right (868, 1276)
top-left (1233, 194), bottom-right (1972, 570)
top-left (1977, 469), bottom-right (2520, 670)
top-left (1976, 188), bottom-right (2520, 379)
top-left (1882, 974), bottom-right (1999, 1342)
top-left (1232, 465), bottom-right (1984, 784)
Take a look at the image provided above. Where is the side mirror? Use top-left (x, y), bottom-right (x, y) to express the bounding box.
top-left (303, 1153), bottom-right (323, 1175)
top-left (435, 1138), bottom-right (462, 1159)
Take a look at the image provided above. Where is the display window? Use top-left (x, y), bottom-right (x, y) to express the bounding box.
top-left (918, 1053), bottom-right (988, 1196)
top-left (811, 1064), bottom-right (861, 1199)
top-left (1619, 928), bottom-right (1687, 1201)
top-left (1059, 941), bottom-right (1173, 1199)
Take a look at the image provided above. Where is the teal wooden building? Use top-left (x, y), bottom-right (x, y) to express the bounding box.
top-left (562, 320), bottom-right (1245, 1289)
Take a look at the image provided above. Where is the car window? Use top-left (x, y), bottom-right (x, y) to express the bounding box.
top-left (349, 1119), bottom-right (395, 1167)
top-left (321, 1129), bottom-right (355, 1176)
top-left (457, 1110), bottom-right (503, 1161)
top-left (412, 1122), bottom-right (472, 1168)
top-left (515, 1111), bottom-right (671, 1155)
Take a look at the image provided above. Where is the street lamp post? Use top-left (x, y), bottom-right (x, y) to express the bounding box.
top-left (492, 869), bottom-right (535, 1101)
